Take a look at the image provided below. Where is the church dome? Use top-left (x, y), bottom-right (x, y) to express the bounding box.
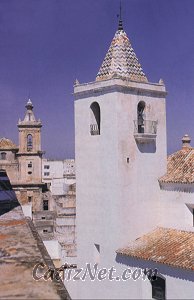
top-left (0, 138), bottom-right (18, 150)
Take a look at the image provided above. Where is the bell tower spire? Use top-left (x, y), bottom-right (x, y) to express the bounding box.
top-left (118, 1), bottom-right (123, 31)
top-left (23, 99), bottom-right (36, 122)
top-left (96, 8), bottom-right (148, 82)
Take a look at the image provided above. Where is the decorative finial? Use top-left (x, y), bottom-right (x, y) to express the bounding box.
top-left (182, 134), bottom-right (191, 148)
top-left (25, 98), bottom-right (33, 110)
top-left (74, 78), bottom-right (80, 85)
top-left (159, 78), bottom-right (164, 85)
top-left (118, 1), bottom-right (123, 31)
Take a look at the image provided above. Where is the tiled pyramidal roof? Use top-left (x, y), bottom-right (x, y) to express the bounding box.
top-left (159, 135), bottom-right (194, 184)
top-left (96, 26), bottom-right (148, 82)
top-left (159, 148), bottom-right (194, 184)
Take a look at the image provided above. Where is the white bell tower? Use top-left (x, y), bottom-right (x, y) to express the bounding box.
top-left (74, 17), bottom-right (167, 299)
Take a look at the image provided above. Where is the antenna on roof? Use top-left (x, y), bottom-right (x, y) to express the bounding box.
top-left (118, 0), bottom-right (123, 30)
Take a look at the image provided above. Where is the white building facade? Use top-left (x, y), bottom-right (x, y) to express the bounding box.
top-left (42, 159), bottom-right (75, 195)
top-left (72, 17), bottom-right (194, 300)
top-left (42, 159), bottom-right (76, 264)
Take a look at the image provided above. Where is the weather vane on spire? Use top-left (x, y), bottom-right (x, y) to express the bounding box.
top-left (117, 1), bottom-right (123, 30)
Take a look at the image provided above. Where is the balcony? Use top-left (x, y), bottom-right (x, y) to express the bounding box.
top-left (134, 120), bottom-right (157, 143)
top-left (90, 124), bottom-right (100, 135)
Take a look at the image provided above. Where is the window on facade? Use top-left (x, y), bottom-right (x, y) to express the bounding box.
top-left (43, 229), bottom-right (48, 233)
top-left (28, 171), bottom-right (32, 175)
top-left (44, 172), bottom-right (50, 176)
top-left (28, 196), bottom-right (32, 202)
top-left (44, 165), bottom-right (50, 169)
top-left (94, 243), bottom-right (100, 264)
top-left (186, 204), bottom-right (194, 226)
top-left (42, 216), bottom-right (46, 219)
top-left (151, 275), bottom-right (166, 300)
top-left (43, 200), bottom-right (48, 211)
top-left (28, 162), bottom-right (32, 168)
top-left (137, 101), bottom-right (145, 133)
top-left (27, 134), bottom-right (33, 151)
top-left (90, 102), bottom-right (101, 135)
top-left (1, 152), bottom-right (7, 160)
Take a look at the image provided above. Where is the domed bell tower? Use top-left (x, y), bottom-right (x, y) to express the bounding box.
top-left (17, 99), bottom-right (43, 184)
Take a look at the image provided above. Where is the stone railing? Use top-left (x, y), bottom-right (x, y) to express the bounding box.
top-left (90, 124), bottom-right (100, 135)
top-left (134, 120), bottom-right (157, 135)
top-left (134, 120), bottom-right (157, 143)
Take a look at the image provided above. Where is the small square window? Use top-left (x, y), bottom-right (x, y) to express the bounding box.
top-left (1, 152), bottom-right (6, 160)
top-left (43, 229), bottom-right (48, 233)
top-left (28, 196), bottom-right (32, 202)
top-left (44, 172), bottom-right (50, 176)
top-left (28, 163), bottom-right (32, 168)
top-left (44, 165), bottom-right (50, 169)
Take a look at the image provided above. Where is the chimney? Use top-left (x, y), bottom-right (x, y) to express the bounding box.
top-left (182, 134), bottom-right (191, 148)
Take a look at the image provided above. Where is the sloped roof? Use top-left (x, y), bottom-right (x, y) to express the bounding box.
top-left (96, 28), bottom-right (148, 83)
top-left (0, 170), bottom-right (70, 299)
top-left (159, 147), bottom-right (194, 184)
top-left (116, 227), bottom-right (194, 271)
top-left (0, 138), bottom-right (18, 150)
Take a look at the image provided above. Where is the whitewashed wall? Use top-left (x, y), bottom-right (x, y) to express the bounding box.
top-left (74, 78), bottom-right (170, 299)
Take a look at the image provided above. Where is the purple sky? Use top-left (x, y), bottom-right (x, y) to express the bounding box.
top-left (1, 0), bottom-right (194, 159)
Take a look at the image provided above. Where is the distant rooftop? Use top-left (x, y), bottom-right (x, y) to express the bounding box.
top-left (0, 137), bottom-right (18, 150)
top-left (159, 134), bottom-right (194, 184)
top-left (116, 227), bottom-right (194, 271)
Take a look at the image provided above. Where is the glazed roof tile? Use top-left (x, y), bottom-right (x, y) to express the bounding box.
top-left (116, 227), bottom-right (194, 271)
top-left (159, 148), bottom-right (194, 184)
top-left (96, 29), bottom-right (148, 82)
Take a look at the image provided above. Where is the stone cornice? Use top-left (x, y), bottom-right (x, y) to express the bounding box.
top-left (74, 78), bottom-right (167, 100)
top-left (17, 123), bottom-right (42, 128)
top-left (16, 151), bottom-right (45, 157)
